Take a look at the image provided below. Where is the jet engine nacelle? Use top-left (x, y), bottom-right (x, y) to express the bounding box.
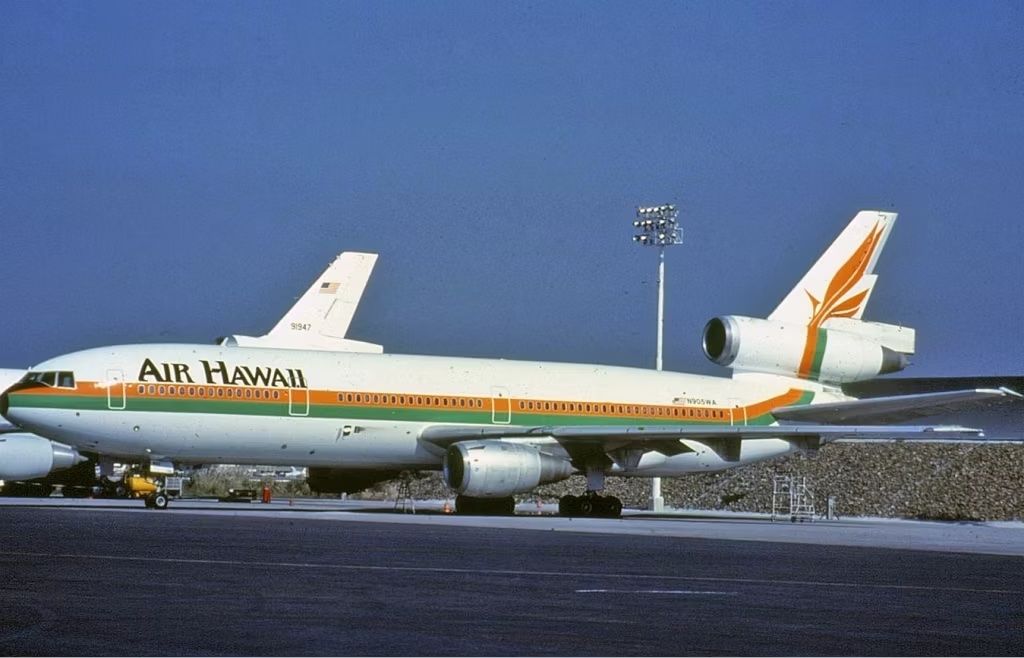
top-left (443, 441), bottom-right (574, 498)
top-left (0, 434), bottom-right (86, 481)
top-left (702, 315), bottom-right (911, 383)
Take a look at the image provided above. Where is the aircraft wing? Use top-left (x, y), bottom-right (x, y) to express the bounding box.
top-left (770, 388), bottom-right (1023, 424)
top-left (419, 422), bottom-right (988, 466)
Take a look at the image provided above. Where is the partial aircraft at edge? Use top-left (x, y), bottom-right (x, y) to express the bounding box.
top-left (0, 251), bottom-right (380, 489)
top-left (1, 211), bottom-right (1021, 515)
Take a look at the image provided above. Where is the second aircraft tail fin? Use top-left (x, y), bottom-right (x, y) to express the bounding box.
top-left (267, 251), bottom-right (378, 342)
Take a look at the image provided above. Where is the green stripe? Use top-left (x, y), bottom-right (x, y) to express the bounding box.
top-left (809, 328), bottom-right (828, 380)
top-left (9, 392), bottom-right (760, 427)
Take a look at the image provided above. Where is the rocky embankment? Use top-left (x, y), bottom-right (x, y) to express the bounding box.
top-left (364, 443), bottom-right (1024, 521)
top-left (190, 443), bottom-right (1024, 521)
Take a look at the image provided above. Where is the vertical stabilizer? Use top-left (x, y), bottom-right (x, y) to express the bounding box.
top-left (769, 211), bottom-right (896, 324)
top-left (267, 251), bottom-right (378, 341)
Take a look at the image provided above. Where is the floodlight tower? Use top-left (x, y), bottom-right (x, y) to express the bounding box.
top-left (632, 203), bottom-right (683, 513)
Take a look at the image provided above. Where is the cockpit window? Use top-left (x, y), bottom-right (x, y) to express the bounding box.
top-left (20, 371), bottom-right (75, 389)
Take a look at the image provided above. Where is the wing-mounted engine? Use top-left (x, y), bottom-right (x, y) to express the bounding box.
top-left (443, 441), bottom-right (574, 498)
top-left (0, 434), bottom-right (86, 480)
top-left (702, 315), bottom-right (914, 384)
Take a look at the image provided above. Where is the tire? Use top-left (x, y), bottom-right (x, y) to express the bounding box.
top-left (604, 497), bottom-right (623, 518)
top-left (558, 495), bottom-right (578, 517)
top-left (578, 497), bottom-right (595, 517)
top-left (454, 495), bottom-right (475, 515)
top-left (152, 493), bottom-right (169, 510)
top-left (498, 497), bottom-right (516, 516)
top-left (144, 496), bottom-right (155, 508)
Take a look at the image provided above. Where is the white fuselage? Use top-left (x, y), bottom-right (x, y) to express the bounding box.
top-left (4, 344), bottom-right (846, 476)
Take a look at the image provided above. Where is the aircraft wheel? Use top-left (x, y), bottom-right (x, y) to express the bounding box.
top-left (152, 493), bottom-right (169, 510)
top-left (558, 495), bottom-right (579, 517)
top-left (604, 496), bottom-right (623, 518)
top-left (578, 496), bottom-right (595, 517)
top-left (454, 495), bottom-right (476, 515)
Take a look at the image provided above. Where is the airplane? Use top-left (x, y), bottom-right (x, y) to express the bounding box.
top-left (2, 210), bottom-right (1020, 515)
top-left (0, 250), bottom-right (381, 493)
top-left (217, 250), bottom-right (382, 353)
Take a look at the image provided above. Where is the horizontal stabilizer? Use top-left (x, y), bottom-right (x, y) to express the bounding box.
top-left (771, 388), bottom-right (1023, 424)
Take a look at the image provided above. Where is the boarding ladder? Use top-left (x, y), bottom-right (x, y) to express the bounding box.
top-left (772, 474), bottom-right (815, 523)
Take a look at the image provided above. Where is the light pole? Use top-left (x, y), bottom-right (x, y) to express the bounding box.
top-left (632, 204), bottom-right (683, 513)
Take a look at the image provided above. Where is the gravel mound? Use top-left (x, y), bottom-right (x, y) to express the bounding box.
top-left (380, 443), bottom-right (1024, 521)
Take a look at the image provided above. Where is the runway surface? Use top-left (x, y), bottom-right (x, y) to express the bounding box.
top-left (1, 502), bottom-right (1022, 655)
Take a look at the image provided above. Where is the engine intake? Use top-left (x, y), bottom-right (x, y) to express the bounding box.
top-left (443, 441), bottom-right (573, 498)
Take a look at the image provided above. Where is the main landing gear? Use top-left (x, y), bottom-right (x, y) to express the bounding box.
top-left (558, 492), bottom-right (623, 518)
top-left (558, 466), bottom-right (623, 518)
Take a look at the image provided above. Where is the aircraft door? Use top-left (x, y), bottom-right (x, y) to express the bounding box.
top-left (106, 369), bottom-right (126, 410)
top-left (728, 398), bottom-right (746, 426)
top-left (491, 386), bottom-right (511, 424)
top-left (289, 386), bottom-right (310, 417)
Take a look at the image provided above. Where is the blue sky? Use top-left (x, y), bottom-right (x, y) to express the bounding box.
top-left (2, 1), bottom-right (1022, 377)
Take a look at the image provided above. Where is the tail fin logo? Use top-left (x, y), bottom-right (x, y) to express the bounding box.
top-left (798, 222), bottom-right (884, 378)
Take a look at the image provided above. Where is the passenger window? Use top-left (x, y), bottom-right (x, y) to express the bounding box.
top-left (148, 385), bottom-right (155, 395)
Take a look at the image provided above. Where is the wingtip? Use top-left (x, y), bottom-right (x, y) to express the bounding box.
top-left (999, 386), bottom-right (1024, 399)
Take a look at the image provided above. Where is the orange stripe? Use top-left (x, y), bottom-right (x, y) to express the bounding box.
top-left (22, 381), bottom-right (806, 421)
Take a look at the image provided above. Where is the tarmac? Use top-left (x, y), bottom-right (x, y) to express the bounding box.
top-left (1, 497), bottom-right (1022, 655)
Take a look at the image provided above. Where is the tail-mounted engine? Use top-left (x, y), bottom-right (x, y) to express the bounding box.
top-left (443, 441), bottom-right (574, 498)
top-left (702, 315), bottom-right (914, 383)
